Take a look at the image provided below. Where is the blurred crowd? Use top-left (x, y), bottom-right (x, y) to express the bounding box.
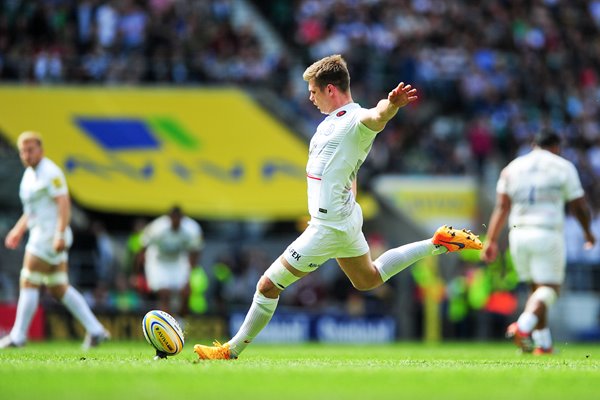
top-left (1, 0), bottom-right (600, 337)
top-left (1, 0), bottom-right (599, 207)
top-left (275, 0), bottom-right (600, 210)
top-left (0, 0), bottom-right (287, 85)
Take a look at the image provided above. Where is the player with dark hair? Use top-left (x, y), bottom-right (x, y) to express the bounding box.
top-left (194, 54), bottom-right (483, 360)
top-left (139, 205), bottom-right (203, 317)
top-left (481, 129), bottom-right (596, 354)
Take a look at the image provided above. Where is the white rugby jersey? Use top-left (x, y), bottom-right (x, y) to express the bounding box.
top-left (142, 215), bottom-right (203, 265)
top-left (497, 148), bottom-right (584, 230)
top-left (19, 157), bottom-right (69, 231)
top-left (306, 103), bottom-right (378, 221)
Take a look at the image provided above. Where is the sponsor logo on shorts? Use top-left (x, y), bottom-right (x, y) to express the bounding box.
top-left (288, 248), bottom-right (301, 261)
top-left (308, 263), bottom-right (320, 269)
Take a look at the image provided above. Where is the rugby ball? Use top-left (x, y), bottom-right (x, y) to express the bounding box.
top-left (142, 310), bottom-right (184, 357)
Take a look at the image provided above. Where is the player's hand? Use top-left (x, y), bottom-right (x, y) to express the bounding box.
top-left (388, 82), bottom-right (418, 108)
top-left (53, 237), bottom-right (66, 252)
top-left (583, 231), bottom-right (596, 250)
top-left (480, 241), bottom-right (498, 263)
top-left (5, 229), bottom-right (23, 249)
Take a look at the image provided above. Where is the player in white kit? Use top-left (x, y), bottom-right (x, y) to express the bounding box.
top-left (1, 131), bottom-right (109, 349)
top-left (139, 206), bottom-right (203, 317)
top-left (194, 54), bottom-right (482, 360)
top-left (481, 130), bottom-right (595, 354)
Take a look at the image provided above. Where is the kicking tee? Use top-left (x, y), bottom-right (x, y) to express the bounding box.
top-left (306, 103), bottom-right (379, 222)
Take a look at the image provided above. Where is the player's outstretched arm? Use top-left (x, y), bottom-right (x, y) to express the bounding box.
top-left (360, 82), bottom-right (418, 132)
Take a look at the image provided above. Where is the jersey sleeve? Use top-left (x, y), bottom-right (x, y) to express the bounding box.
top-left (563, 162), bottom-right (585, 201)
top-left (185, 220), bottom-right (203, 251)
top-left (46, 165), bottom-right (69, 198)
top-left (140, 221), bottom-right (157, 247)
top-left (357, 120), bottom-right (379, 137)
top-left (496, 168), bottom-right (509, 194)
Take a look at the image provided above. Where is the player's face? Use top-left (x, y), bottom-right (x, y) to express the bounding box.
top-left (170, 214), bottom-right (182, 230)
top-left (308, 80), bottom-right (331, 115)
top-left (18, 139), bottom-right (43, 168)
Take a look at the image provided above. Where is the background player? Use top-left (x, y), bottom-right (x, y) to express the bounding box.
top-left (1, 131), bottom-right (109, 349)
top-left (138, 206), bottom-right (203, 318)
top-left (481, 130), bottom-right (596, 354)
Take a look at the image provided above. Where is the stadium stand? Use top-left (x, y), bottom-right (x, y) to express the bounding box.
top-left (0, 0), bottom-right (599, 341)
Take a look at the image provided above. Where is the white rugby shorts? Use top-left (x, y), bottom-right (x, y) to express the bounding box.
top-left (283, 204), bottom-right (370, 272)
top-left (145, 260), bottom-right (190, 291)
top-left (509, 227), bottom-right (566, 285)
top-left (25, 226), bottom-right (72, 265)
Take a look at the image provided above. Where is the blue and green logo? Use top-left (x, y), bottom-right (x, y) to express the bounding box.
top-left (75, 116), bottom-right (201, 151)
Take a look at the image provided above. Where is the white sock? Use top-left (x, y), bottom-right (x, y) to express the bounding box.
top-left (227, 292), bottom-right (278, 357)
top-left (61, 286), bottom-right (104, 335)
top-left (516, 312), bottom-right (538, 333)
top-left (10, 287), bottom-right (40, 344)
top-left (532, 327), bottom-right (552, 349)
top-left (374, 239), bottom-right (446, 282)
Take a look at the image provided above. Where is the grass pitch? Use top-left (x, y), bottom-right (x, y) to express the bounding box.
top-left (1, 341), bottom-right (598, 400)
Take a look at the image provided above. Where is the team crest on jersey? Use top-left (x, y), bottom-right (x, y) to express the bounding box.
top-left (324, 123), bottom-right (335, 136)
top-left (52, 177), bottom-right (63, 189)
top-left (336, 110), bottom-right (346, 117)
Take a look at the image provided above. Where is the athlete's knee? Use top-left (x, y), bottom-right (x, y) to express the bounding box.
top-left (20, 269), bottom-right (44, 287)
top-left (351, 279), bottom-right (379, 292)
top-left (350, 267), bottom-right (383, 291)
top-left (260, 259), bottom-right (302, 297)
top-left (48, 284), bottom-right (68, 300)
top-left (257, 275), bottom-right (280, 298)
top-left (530, 286), bottom-right (558, 307)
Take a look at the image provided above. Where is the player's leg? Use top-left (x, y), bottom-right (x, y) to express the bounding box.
top-left (228, 257), bottom-right (307, 356)
top-left (506, 228), bottom-right (562, 353)
top-left (154, 288), bottom-right (172, 314)
top-left (194, 257), bottom-right (307, 359)
top-left (46, 260), bottom-right (108, 349)
top-left (178, 283), bottom-right (191, 317)
top-left (194, 224), bottom-right (330, 360)
top-left (529, 283), bottom-right (559, 354)
top-left (0, 252), bottom-right (44, 348)
top-left (338, 226), bottom-right (482, 290)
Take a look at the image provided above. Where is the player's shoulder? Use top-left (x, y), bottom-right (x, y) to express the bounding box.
top-left (326, 103), bottom-right (362, 122)
top-left (537, 149), bottom-right (577, 171)
top-left (37, 157), bottom-right (64, 176)
top-left (32, 158), bottom-right (66, 188)
top-left (181, 216), bottom-right (201, 233)
top-left (149, 215), bottom-right (171, 230)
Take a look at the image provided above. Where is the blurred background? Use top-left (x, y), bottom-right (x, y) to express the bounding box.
top-left (0, 0), bottom-right (599, 344)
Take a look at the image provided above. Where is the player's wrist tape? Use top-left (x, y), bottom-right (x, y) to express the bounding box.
top-left (54, 231), bottom-right (66, 240)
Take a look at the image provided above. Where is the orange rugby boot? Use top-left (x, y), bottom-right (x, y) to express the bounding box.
top-left (193, 340), bottom-right (235, 360)
top-left (432, 225), bottom-right (483, 252)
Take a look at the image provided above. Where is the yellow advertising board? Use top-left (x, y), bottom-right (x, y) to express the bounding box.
top-left (373, 175), bottom-right (477, 232)
top-left (0, 86), bottom-right (311, 220)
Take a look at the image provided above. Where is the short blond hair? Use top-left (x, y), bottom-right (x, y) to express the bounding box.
top-left (17, 131), bottom-right (43, 148)
top-left (302, 54), bottom-right (350, 92)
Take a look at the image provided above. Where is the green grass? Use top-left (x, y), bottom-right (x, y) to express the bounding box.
top-left (1, 341), bottom-right (599, 400)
